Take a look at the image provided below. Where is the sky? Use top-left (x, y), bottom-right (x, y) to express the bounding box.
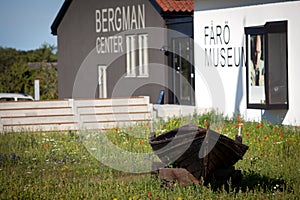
top-left (0, 0), bottom-right (64, 51)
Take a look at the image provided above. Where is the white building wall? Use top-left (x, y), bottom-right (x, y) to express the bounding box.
top-left (194, 1), bottom-right (300, 125)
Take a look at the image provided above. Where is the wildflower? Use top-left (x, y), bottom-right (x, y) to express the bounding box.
top-left (113, 198), bottom-right (117, 200)
top-left (264, 135), bottom-right (268, 140)
top-left (283, 157), bottom-right (287, 161)
top-left (236, 115), bottom-right (242, 123)
top-left (139, 141), bottom-right (143, 145)
top-left (115, 127), bottom-right (119, 132)
top-left (222, 122), bottom-right (226, 127)
top-left (205, 120), bottom-right (210, 129)
top-left (129, 127), bottom-right (133, 131)
top-left (246, 133), bottom-right (250, 137)
top-left (256, 123), bottom-right (264, 128)
top-left (280, 129), bottom-right (284, 137)
top-left (178, 197), bottom-right (183, 200)
top-left (41, 143), bottom-right (47, 148)
top-left (205, 120), bottom-right (210, 126)
top-left (147, 193), bottom-right (152, 198)
top-left (216, 126), bottom-right (220, 131)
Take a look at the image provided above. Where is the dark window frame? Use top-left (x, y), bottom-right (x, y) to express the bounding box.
top-left (245, 21), bottom-right (288, 110)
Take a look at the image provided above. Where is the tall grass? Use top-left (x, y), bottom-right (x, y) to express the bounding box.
top-left (0, 113), bottom-right (299, 199)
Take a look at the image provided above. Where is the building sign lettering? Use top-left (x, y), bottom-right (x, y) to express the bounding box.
top-left (204, 21), bottom-right (245, 67)
top-left (95, 4), bottom-right (146, 54)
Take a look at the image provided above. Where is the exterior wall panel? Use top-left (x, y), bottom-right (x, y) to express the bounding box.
top-left (57, 0), bottom-right (166, 103)
top-left (194, 0), bottom-right (300, 125)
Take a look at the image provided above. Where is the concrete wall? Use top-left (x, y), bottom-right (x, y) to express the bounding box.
top-left (194, 0), bottom-right (300, 125)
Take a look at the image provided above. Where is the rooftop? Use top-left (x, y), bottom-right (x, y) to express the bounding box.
top-left (155, 0), bottom-right (194, 12)
top-left (51, 0), bottom-right (194, 35)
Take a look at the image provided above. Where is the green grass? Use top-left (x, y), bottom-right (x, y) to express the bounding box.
top-left (0, 113), bottom-right (299, 199)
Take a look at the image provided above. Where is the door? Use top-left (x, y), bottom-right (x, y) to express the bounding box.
top-left (98, 65), bottom-right (107, 98)
top-left (171, 37), bottom-right (195, 105)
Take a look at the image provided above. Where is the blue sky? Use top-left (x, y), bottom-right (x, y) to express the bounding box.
top-left (0, 0), bottom-right (64, 51)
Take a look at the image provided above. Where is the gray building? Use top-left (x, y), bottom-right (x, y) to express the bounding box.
top-left (51, 0), bottom-right (194, 105)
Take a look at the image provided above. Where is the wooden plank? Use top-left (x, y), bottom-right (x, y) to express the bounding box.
top-left (0, 100), bottom-right (71, 110)
top-left (75, 97), bottom-right (149, 107)
top-left (77, 105), bottom-right (150, 115)
top-left (158, 168), bottom-right (200, 187)
top-left (1, 115), bottom-right (76, 125)
top-left (0, 108), bottom-right (73, 117)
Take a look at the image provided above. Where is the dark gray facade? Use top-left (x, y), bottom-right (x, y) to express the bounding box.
top-left (52, 0), bottom-right (194, 104)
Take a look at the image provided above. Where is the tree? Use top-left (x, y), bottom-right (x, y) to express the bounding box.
top-left (0, 47), bottom-right (26, 73)
top-left (26, 43), bottom-right (57, 62)
top-left (30, 64), bottom-right (58, 99)
top-left (0, 61), bottom-right (31, 94)
top-left (0, 44), bottom-right (58, 99)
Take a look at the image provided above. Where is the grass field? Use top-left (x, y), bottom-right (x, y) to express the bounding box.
top-left (0, 113), bottom-right (299, 199)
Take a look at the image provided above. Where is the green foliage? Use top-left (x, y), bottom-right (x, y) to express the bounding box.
top-left (0, 44), bottom-right (57, 99)
top-left (0, 114), bottom-right (299, 199)
top-left (26, 43), bottom-right (57, 63)
top-left (0, 47), bottom-right (26, 73)
top-left (0, 61), bottom-right (30, 93)
top-left (30, 65), bottom-right (58, 99)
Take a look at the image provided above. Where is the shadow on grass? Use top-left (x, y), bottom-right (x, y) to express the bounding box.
top-left (239, 170), bottom-right (288, 192)
top-left (205, 170), bottom-right (289, 193)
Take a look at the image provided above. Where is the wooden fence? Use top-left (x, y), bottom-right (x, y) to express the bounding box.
top-left (0, 96), bottom-right (152, 132)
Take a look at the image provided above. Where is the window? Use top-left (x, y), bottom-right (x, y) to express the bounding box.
top-left (98, 65), bottom-right (107, 98)
top-left (125, 34), bottom-right (149, 77)
top-left (138, 34), bottom-right (149, 77)
top-left (126, 35), bottom-right (136, 77)
top-left (245, 21), bottom-right (288, 109)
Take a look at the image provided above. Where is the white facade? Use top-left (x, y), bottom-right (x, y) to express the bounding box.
top-left (194, 1), bottom-right (300, 125)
